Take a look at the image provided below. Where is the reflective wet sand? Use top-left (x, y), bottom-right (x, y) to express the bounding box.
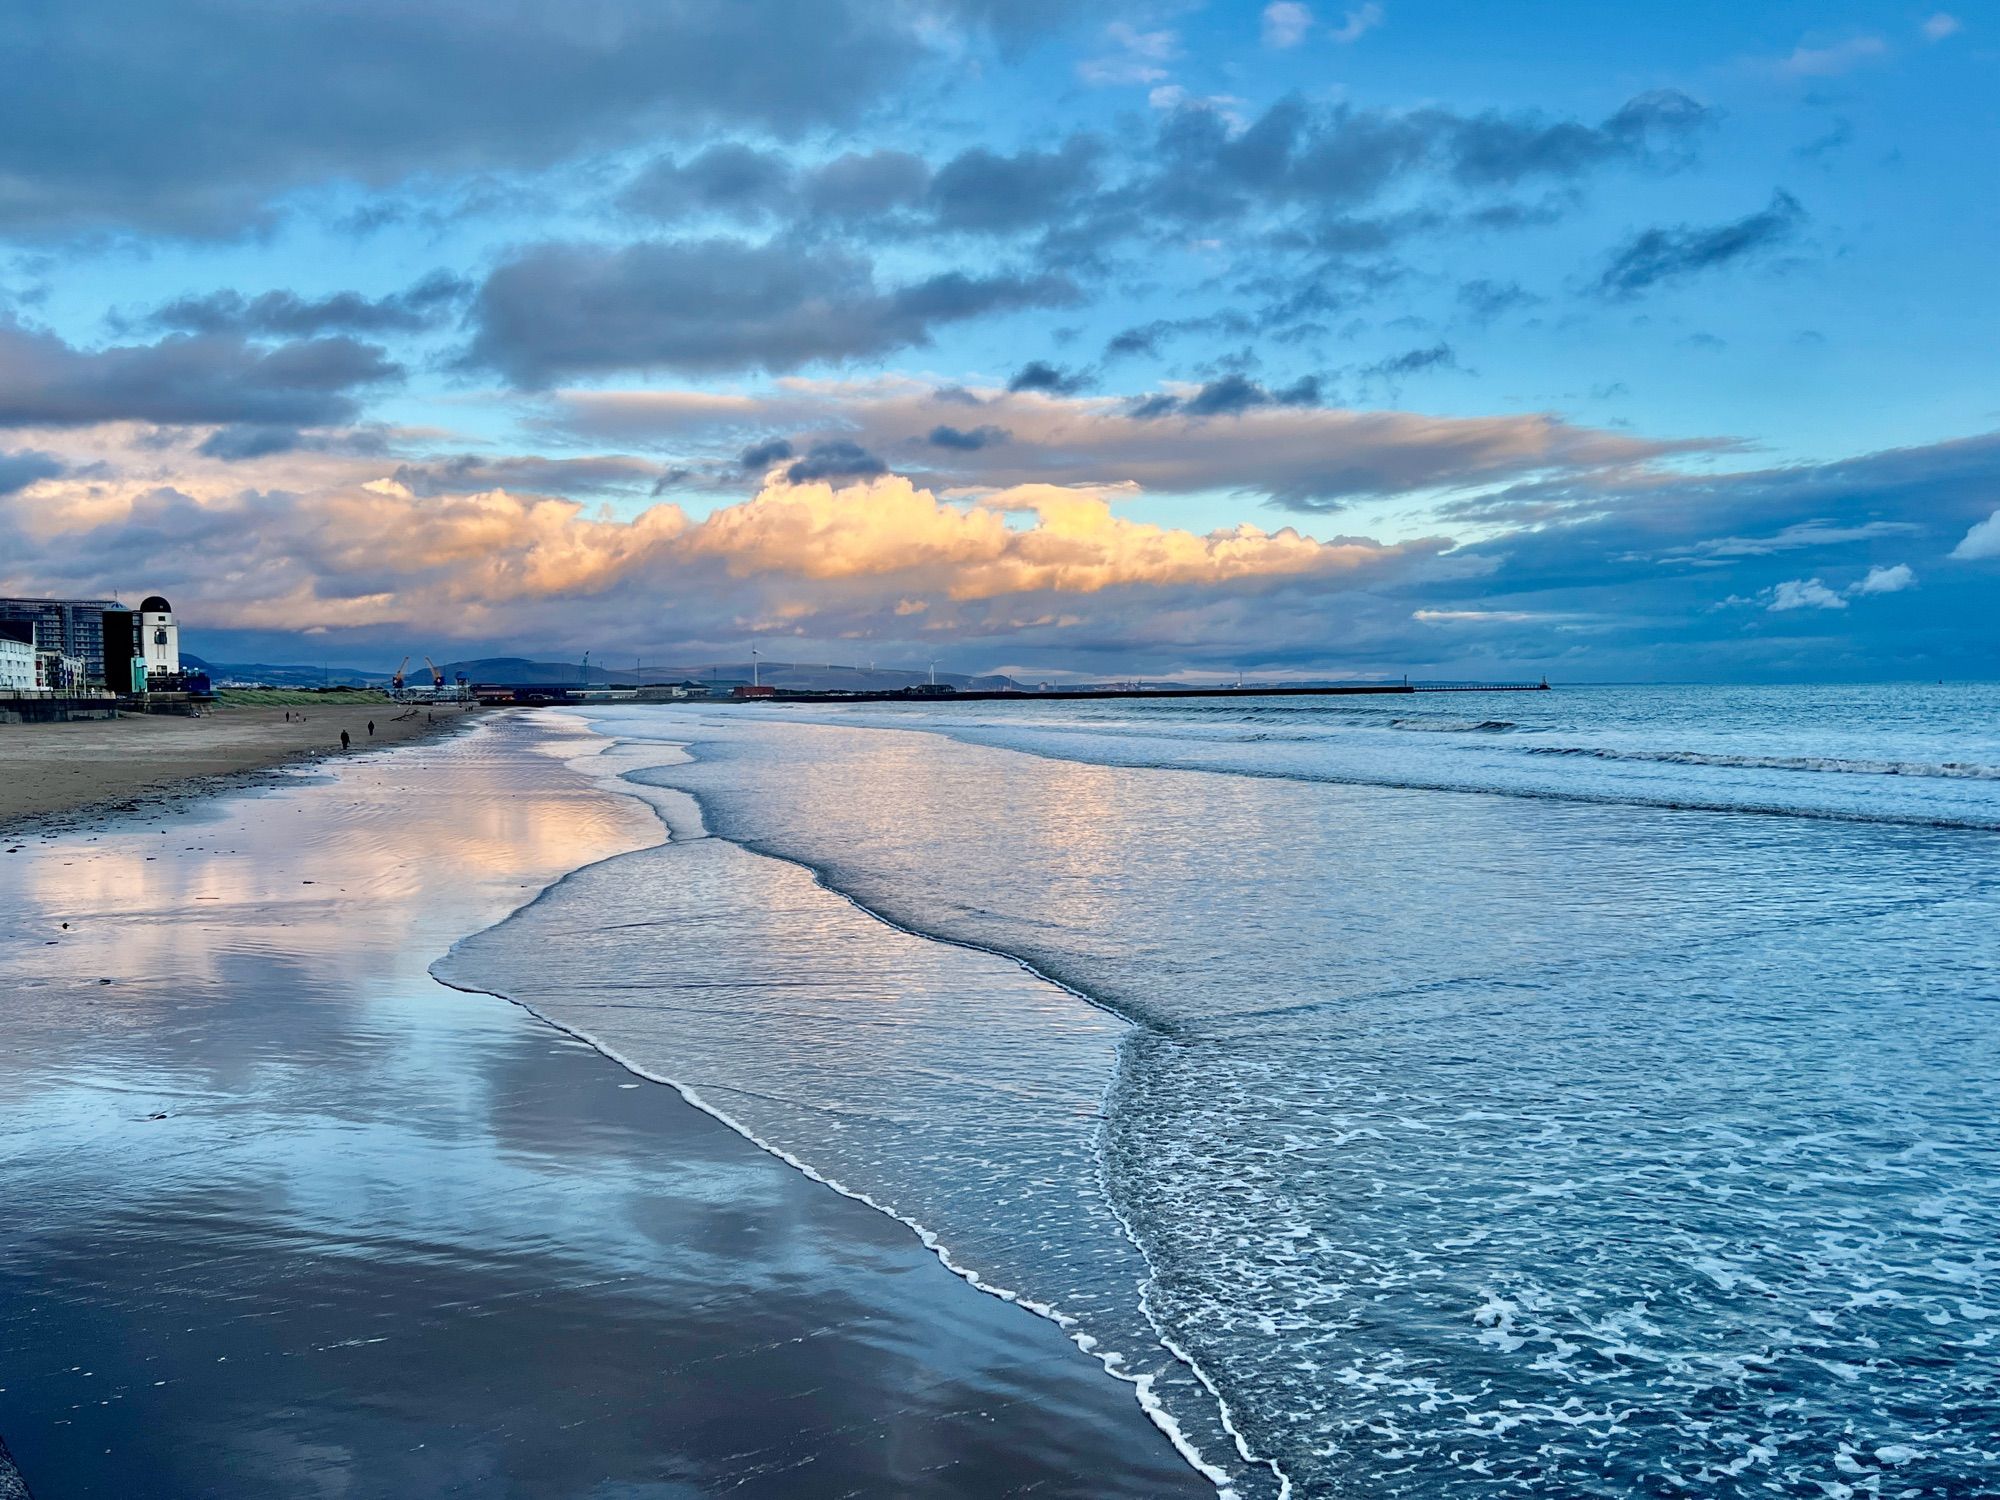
top-left (0, 714), bottom-right (1204, 1498)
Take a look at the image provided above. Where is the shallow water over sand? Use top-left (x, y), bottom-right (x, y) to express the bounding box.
top-left (462, 695), bottom-right (2000, 1499)
top-left (0, 715), bottom-right (1204, 1498)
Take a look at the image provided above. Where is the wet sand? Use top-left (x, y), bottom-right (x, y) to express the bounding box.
top-left (0, 702), bottom-right (478, 830)
top-left (0, 712), bottom-right (1205, 1499)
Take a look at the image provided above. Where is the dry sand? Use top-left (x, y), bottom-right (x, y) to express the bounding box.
top-left (0, 702), bottom-right (482, 828)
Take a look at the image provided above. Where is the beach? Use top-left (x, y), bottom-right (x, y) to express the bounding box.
top-left (0, 701), bottom-right (477, 829)
top-left (6, 687), bottom-right (1995, 1498)
top-left (0, 711), bottom-right (1207, 1498)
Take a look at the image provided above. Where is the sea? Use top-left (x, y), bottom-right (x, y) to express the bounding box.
top-left (436, 683), bottom-right (2000, 1499)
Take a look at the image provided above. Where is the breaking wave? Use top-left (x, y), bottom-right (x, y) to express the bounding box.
top-left (1526, 745), bottom-right (2000, 780)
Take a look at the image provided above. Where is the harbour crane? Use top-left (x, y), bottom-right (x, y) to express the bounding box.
top-left (390, 656), bottom-right (410, 693)
top-left (423, 656), bottom-right (444, 689)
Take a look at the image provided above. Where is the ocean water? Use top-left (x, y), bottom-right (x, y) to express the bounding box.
top-left (439, 684), bottom-right (2000, 1498)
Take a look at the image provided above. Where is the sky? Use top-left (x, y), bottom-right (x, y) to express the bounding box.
top-left (0, 1), bottom-right (1995, 682)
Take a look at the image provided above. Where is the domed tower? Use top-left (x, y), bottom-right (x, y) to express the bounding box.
top-left (139, 595), bottom-right (180, 677)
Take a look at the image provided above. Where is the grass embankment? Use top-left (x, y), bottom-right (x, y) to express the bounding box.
top-left (213, 687), bottom-right (393, 707)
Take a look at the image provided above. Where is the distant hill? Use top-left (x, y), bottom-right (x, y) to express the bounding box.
top-left (185, 652), bottom-right (1025, 693)
top-left (440, 658), bottom-right (1023, 692)
top-left (182, 653), bottom-right (385, 687)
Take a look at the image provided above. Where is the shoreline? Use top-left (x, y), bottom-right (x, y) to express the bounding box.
top-left (0, 700), bottom-right (484, 834)
top-left (0, 710), bottom-right (1207, 1498)
top-left (443, 710), bottom-right (1252, 1493)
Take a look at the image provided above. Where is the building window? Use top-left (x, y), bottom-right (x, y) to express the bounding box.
top-left (154, 628), bottom-right (168, 646)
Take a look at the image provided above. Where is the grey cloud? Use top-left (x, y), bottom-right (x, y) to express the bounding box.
top-left (739, 438), bottom-right (796, 471)
top-left (1147, 90), bottom-right (1708, 225)
top-left (928, 137), bottom-right (1102, 233)
top-left (0, 319), bottom-right (400, 428)
top-left (928, 424), bottom-right (1010, 450)
top-left (467, 238), bottom-right (1077, 385)
top-left (1363, 343), bottom-right (1458, 379)
top-left (198, 424), bottom-right (306, 460)
top-left (1596, 191), bottom-right (1807, 297)
top-left (621, 144), bottom-right (797, 221)
top-left (139, 272), bottom-right (470, 338)
top-left (391, 454), bottom-right (670, 496)
top-left (1103, 312), bottom-right (1255, 361)
top-left (0, 1), bottom-right (1041, 237)
top-left (0, 449), bottom-right (64, 494)
top-left (1183, 375), bottom-right (1270, 417)
top-left (785, 440), bottom-right (886, 483)
top-left (1447, 90), bottom-right (1709, 186)
top-left (803, 150), bottom-right (933, 218)
top-left (1134, 373), bottom-right (1324, 420)
top-left (1007, 360), bottom-right (1091, 394)
top-left (1456, 279), bottom-right (1538, 323)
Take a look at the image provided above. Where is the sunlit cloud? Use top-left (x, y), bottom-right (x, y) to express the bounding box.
top-left (549, 377), bottom-right (1717, 512)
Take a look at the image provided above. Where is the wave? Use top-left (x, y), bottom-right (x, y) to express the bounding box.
top-left (916, 734), bottom-right (2000, 832)
top-left (1391, 718), bottom-right (1517, 733)
top-left (1525, 746), bottom-right (2000, 780)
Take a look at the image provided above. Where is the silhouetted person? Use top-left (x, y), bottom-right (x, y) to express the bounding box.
top-left (340, 730), bottom-right (350, 752)
top-left (367, 720), bottom-right (375, 737)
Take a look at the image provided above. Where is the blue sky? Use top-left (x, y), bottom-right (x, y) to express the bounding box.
top-left (0, 1), bottom-right (1994, 681)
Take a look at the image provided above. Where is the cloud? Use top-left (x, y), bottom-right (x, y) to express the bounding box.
top-left (0, 432), bottom-right (1445, 665)
top-left (136, 273), bottom-right (470, 338)
top-left (928, 137), bottom-right (1103, 232)
top-left (1007, 361), bottom-right (1092, 395)
top-left (1951, 508), bottom-right (2000, 560)
top-left (783, 440), bottom-right (887, 484)
top-left (198, 424), bottom-right (309, 461)
top-left (0, 449), bottom-right (64, 495)
top-left (1921, 13), bottom-right (1962, 41)
top-left (1362, 343), bottom-right (1457, 380)
top-left (929, 424), bottom-right (1010, 451)
top-left (391, 454), bottom-right (673, 498)
top-left (0, 318), bottom-right (399, 428)
top-left (551, 376), bottom-right (1711, 511)
top-left (738, 438), bottom-right (796, 472)
top-left (1456, 279), bottom-right (1538, 323)
top-left (1143, 90), bottom-right (1709, 233)
top-left (1413, 608), bottom-right (1540, 623)
top-left (1078, 22), bottom-right (1179, 86)
top-left (1670, 519), bottom-right (1920, 559)
top-left (1262, 3), bottom-right (1313, 49)
top-left (1595, 191), bottom-right (1806, 297)
top-left (1853, 563), bottom-right (1915, 594)
top-left (1767, 577), bottom-right (1847, 611)
top-left (1329, 3), bottom-right (1384, 44)
top-left (0, 1), bottom-right (1045, 237)
top-left (1776, 35), bottom-right (1889, 77)
top-left (804, 150), bottom-right (935, 219)
top-left (466, 239), bottom-right (1076, 384)
top-left (9, 420), bottom-right (1998, 681)
top-left (1136, 374), bottom-right (1325, 419)
top-left (620, 143), bottom-right (798, 221)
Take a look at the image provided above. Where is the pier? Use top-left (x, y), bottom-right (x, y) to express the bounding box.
top-left (760, 680), bottom-right (1549, 705)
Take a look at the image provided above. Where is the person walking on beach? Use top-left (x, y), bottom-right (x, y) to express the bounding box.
top-left (367, 720), bottom-right (375, 737)
top-left (340, 730), bottom-right (351, 752)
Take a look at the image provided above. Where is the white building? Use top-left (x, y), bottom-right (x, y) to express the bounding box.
top-left (36, 648), bottom-right (84, 692)
top-left (0, 631), bottom-right (36, 693)
top-left (139, 595), bottom-right (181, 677)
